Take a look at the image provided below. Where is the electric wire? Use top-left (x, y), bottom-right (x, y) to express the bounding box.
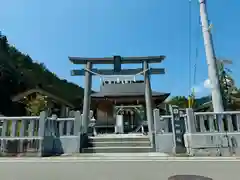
top-left (188, 0), bottom-right (192, 97)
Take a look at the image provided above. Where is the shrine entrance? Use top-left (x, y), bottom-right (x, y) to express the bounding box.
top-left (115, 105), bottom-right (145, 133)
top-left (69, 55), bottom-right (166, 137)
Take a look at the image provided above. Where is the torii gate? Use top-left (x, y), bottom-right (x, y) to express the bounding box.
top-left (69, 56), bottom-right (165, 135)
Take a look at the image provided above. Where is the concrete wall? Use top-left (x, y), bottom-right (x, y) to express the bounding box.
top-left (184, 132), bottom-right (240, 156)
top-left (155, 133), bottom-right (174, 153)
top-left (153, 108), bottom-right (175, 154)
top-left (56, 136), bottom-right (80, 154)
top-left (155, 130), bottom-right (240, 157)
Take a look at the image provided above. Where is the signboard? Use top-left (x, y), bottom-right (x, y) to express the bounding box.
top-left (170, 105), bottom-right (186, 154)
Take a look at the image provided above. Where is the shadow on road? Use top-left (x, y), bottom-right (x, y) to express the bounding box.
top-left (168, 175), bottom-right (213, 180)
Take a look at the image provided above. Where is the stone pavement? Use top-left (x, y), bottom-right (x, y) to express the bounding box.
top-left (0, 155), bottom-right (239, 180)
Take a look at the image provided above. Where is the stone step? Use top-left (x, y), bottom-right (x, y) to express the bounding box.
top-left (89, 136), bottom-right (149, 143)
top-left (82, 147), bottom-right (153, 153)
top-left (91, 141), bottom-right (151, 147)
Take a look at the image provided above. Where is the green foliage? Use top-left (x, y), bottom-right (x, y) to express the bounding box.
top-left (168, 96), bottom-right (188, 108)
top-left (168, 95), bottom-right (212, 110)
top-left (217, 59), bottom-right (238, 109)
top-left (0, 34), bottom-right (84, 115)
top-left (6, 121), bottom-right (22, 136)
top-left (25, 94), bottom-right (48, 116)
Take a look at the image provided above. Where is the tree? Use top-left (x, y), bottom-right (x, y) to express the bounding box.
top-left (0, 34), bottom-right (85, 115)
top-left (168, 96), bottom-right (188, 108)
top-left (217, 59), bottom-right (238, 110)
top-left (24, 94), bottom-right (48, 116)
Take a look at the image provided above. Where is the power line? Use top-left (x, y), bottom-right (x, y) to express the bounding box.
top-left (188, 0), bottom-right (192, 96)
top-left (193, 14), bottom-right (201, 88)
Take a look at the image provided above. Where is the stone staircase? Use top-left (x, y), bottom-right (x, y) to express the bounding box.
top-left (82, 134), bottom-right (153, 153)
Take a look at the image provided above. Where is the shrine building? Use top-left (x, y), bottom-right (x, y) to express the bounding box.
top-left (91, 77), bottom-right (170, 133)
top-left (69, 55), bottom-right (169, 135)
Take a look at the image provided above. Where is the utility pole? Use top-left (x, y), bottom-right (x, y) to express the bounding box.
top-left (199, 0), bottom-right (224, 112)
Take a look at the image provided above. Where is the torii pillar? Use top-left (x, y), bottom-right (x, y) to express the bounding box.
top-left (82, 61), bottom-right (92, 133)
top-left (143, 61), bottom-right (154, 134)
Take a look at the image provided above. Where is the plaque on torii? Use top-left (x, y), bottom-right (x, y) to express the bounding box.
top-left (69, 55), bottom-right (166, 136)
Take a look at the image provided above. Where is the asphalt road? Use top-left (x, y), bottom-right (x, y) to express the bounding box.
top-left (0, 158), bottom-right (238, 180)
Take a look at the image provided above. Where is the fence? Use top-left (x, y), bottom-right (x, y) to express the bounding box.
top-left (191, 111), bottom-right (240, 133)
top-left (184, 109), bottom-right (240, 156)
top-left (3, 107), bottom-right (240, 156)
top-left (0, 111), bottom-right (82, 157)
top-left (153, 108), bottom-right (240, 156)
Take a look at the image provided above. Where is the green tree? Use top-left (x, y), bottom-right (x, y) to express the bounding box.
top-left (217, 59), bottom-right (238, 109)
top-left (24, 94), bottom-right (48, 116)
top-left (168, 96), bottom-right (188, 108)
top-left (0, 34), bottom-right (85, 115)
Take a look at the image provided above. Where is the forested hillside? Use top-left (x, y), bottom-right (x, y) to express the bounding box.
top-left (0, 34), bottom-right (84, 115)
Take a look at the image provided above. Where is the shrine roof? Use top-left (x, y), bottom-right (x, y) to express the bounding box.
top-left (91, 83), bottom-right (170, 100)
top-left (11, 88), bottom-right (75, 108)
top-left (91, 91), bottom-right (169, 97)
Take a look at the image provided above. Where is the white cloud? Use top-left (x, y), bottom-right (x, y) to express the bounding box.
top-left (203, 79), bottom-right (212, 89)
top-left (191, 79), bottom-right (211, 97)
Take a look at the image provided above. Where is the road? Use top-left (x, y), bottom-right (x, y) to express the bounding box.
top-left (0, 157), bottom-right (238, 180)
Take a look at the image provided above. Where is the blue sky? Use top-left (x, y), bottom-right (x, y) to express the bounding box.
top-left (1, 0), bottom-right (240, 97)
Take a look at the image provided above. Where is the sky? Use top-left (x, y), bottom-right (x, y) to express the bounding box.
top-left (1, 0), bottom-right (240, 97)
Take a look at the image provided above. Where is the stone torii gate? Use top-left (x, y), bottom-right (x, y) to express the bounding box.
top-left (69, 56), bottom-right (166, 135)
